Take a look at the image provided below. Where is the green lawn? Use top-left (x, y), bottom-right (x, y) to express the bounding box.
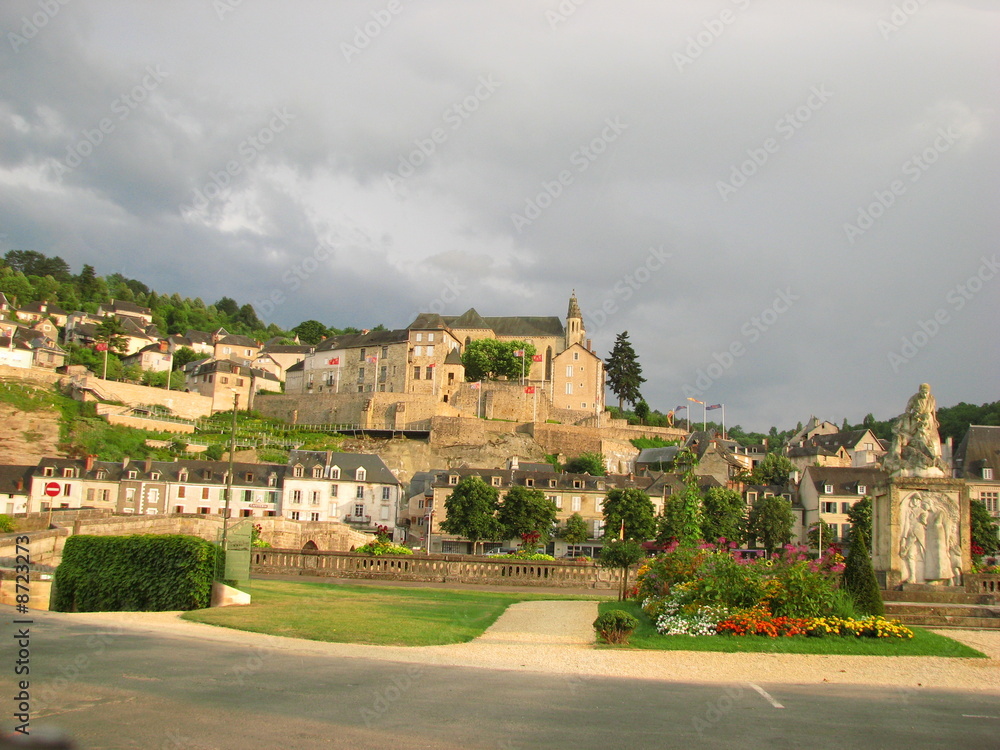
top-left (598, 601), bottom-right (987, 658)
top-left (182, 580), bottom-right (595, 646)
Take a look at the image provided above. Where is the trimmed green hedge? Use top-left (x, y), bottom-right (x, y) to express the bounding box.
top-left (53, 534), bottom-right (221, 612)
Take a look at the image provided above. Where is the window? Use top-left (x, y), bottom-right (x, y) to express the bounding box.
top-left (592, 519), bottom-right (602, 538)
top-left (581, 402), bottom-right (587, 409)
top-left (426, 346), bottom-right (434, 356)
top-left (526, 478), bottom-right (534, 487)
top-left (360, 348), bottom-right (366, 361)
top-left (127, 470), bottom-right (137, 479)
top-left (565, 383), bottom-right (573, 395)
top-left (571, 496), bottom-right (581, 511)
top-left (311, 491), bottom-right (321, 505)
top-left (220, 376), bottom-right (228, 384)
top-left (425, 367), bottom-right (433, 380)
top-left (566, 365), bottom-right (573, 377)
top-left (354, 503), bottom-right (365, 517)
top-left (223, 347), bottom-right (231, 354)
top-left (306, 511), bottom-right (318, 521)
top-left (823, 484), bottom-right (834, 494)
top-left (980, 491), bottom-right (998, 513)
top-left (841, 502), bottom-right (852, 514)
top-left (312, 466), bottom-right (323, 478)
top-left (356, 485), bottom-right (365, 499)
top-left (292, 490), bottom-right (302, 504)
top-left (841, 524), bottom-right (852, 542)
top-left (552, 496), bottom-right (562, 509)
top-left (86, 488), bottom-right (95, 503)
top-left (330, 484), bottom-right (339, 497)
top-left (573, 480), bottom-right (582, 489)
top-left (984, 468), bottom-right (994, 480)
top-left (857, 485), bottom-right (867, 495)
top-left (821, 501), bottom-right (837, 514)
top-left (202, 487), bottom-right (210, 500)
top-left (594, 498), bottom-right (602, 513)
top-left (416, 333), bottom-right (423, 342)
top-left (331, 467), bottom-right (341, 479)
top-left (243, 489), bottom-right (253, 502)
top-left (62, 467), bottom-right (74, 478)
top-left (63, 483), bottom-right (70, 496)
top-left (268, 473), bottom-right (277, 487)
top-left (356, 467), bottom-right (366, 481)
top-left (240, 509), bottom-right (253, 517)
top-left (381, 346), bottom-right (388, 358)
top-left (43, 466), bottom-right (53, 477)
top-left (427, 333), bottom-right (434, 342)
top-left (178, 486), bottom-right (186, 499)
top-left (746, 491), bottom-right (758, 503)
top-left (414, 345), bottom-right (423, 356)
top-left (198, 507), bottom-right (209, 515)
top-left (290, 511), bottom-right (300, 520)
top-left (414, 366), bottom-right (421, 380)
top-left (491, 476), bottom-right (501, 487)
top-left (763, 492), bottom-right (773, 498)
top-left (379, 366), bottom-right (387, 382)
top-left (382, 486), bottom-right (391, 501)
top-left (293, 465), bottom-right (304, 478)
top-left (573, 352), bottom-right (579, 361)
top-left (449, 475), bottom-right (458, 485)
top-left (864, 442), bottom-right (874, 451)
top-left (358, 367), bottom-right (365, 381)
top-left (549, 479), bottom-right (557, 488)
top-left (236, 378), bottom-right (244, 386)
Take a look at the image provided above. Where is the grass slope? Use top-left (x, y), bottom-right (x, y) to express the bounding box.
top-left (598, 601), bottom-right (986, 658)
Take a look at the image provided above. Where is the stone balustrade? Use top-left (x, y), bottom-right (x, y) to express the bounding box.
top-left (252, 549), bottom-right (618, 589)
top-left (967, 573), bottom-right (1000, 601)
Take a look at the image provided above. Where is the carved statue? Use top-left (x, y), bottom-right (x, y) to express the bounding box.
top-left (898, 492), bottom-right (961, 585)
top-left (884, 383), bottom-right (946, 478)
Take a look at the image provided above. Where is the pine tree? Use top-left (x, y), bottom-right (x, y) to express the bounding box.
top-left (604, 331), bottom-right (645, 410)
top-left (843, 526), bottom-right (884, 616)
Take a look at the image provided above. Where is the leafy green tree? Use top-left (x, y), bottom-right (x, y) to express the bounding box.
top-left (602, 487), bottom-right (655, 542)
top-left (4, 250), bottom-right (71, 281)
top-left (235, 303), bottom-right (262, 331)
top-left (657, 456), bottom-right (703, 545)
top-left (970, 500), bottom-right (1000, 556)
top-left (807, 519), bottom-right (837, 551)
top-left (748, 452), bottom-right (797, 486)
top-left (461, 339), bottom-right (536, 381)
top-left (215, 296), bottom-right (239, 317)
top-left (560, 513), bottom-right (589, 544)
top-left (701, 487), bottom-right (745, 544)
top-left (563, 452), bottom-right (606, 476)
top-left (599, 539), bottom-right (646, 600)
top-left (497, 485), bottom-right (558, 544)
top-left (171, 346), bottom-right (200, 371)
top-left (634, 399), bottom-right (650, 425)
top-left (745, 495), bottom-right (794, 554)
top-left (95, 316), bottom-right (129, 355)
top-left (292, 320), bottom-right (330, 345)
top-left (0, 269), bottom-right (34, 305)
top-left (440, 476), bottom-right (502, 554)
top-left (604, 331), bottom-right (645, 410)
top-left (843, 526), bottom-right (884, 616)
top-left (847, 496), bottom-right (872, 547)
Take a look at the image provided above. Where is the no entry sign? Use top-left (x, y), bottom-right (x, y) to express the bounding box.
top-left (44, 481), bottom-right (61, 497)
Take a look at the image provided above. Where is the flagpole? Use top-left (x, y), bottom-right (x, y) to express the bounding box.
top-left (722, 404), bottom-right (726, 439)
top-left (703, 402), bottom-right (706, 433)
top-left (477, 382), bottom-right (482, 418)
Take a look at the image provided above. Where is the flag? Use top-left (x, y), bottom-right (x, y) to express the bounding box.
top-left (675, 404), bottom-right (687, 412)
top-left (687, 397), bottom-right (704, 404)
top-left (707, 403), bottom-right (722, 410)
top-left (532, 354), bottom-right (543, 362)
top-left (366, 356), bottom-right (378, 364)
top-left (427, 362), bottom-right (436, 368)
top-left (514, 349), bottom-right (525, 357)
top-left (524, 386), bottom-right (535, 394)
top-left (619, 518), bottom-right (625, 541)
top-left (470, 381), bottom-right (481, 390)
top-left (328, 357), bottom-right (339, 366)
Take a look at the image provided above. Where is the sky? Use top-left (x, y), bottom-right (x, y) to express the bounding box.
top-left (1, 0), bottom-right (997, 432)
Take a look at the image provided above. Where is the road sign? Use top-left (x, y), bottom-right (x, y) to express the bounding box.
top-left (44, 481), bottom-right (61, 497)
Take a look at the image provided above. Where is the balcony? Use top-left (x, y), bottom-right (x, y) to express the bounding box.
top-left (343, 514), bottom-right (372, 526)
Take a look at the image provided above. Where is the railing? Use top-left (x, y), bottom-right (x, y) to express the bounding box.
top-left (251, 549), bottom-right (617, 589)
top-left (343, 515), bottom-right (372, 524)
top-left (968, 573), bottom-right (1000, 601)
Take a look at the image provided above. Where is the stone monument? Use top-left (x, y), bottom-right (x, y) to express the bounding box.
top-left (872, 384), bottom-right (970, 588)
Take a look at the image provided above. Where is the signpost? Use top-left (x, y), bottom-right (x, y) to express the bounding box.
top-left (44, 482), bottom-right (60, 497)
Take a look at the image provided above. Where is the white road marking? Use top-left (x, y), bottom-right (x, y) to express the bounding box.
top-left (748, 683), bottom-right (784, 709)
top-left (962, 715), bottom-right (1000, 720)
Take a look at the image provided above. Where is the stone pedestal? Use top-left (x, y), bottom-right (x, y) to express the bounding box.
top-left (872, 477), bottom-right (970, 590)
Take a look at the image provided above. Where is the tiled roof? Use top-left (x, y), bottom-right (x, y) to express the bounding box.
top-left (802, 466), bottom-right (886, 494)
top-left (288, 450), bottom-right (400, 485)
top-left (954, 425), bottom-right (1000, 478)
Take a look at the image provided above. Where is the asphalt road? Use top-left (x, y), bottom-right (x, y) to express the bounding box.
top-left (2, 610), bottom-right (999, 750)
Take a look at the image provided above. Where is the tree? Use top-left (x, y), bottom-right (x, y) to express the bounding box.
top-left (0, 269), bottom-right (34, 305)
top-left (602, 487), bottom-right (655, 542)
top-left (215, 297), bottom-right (239, 317)
top-left (292, 320), bottom-right (330, 345)
top-left (4, 250), bottom-right (71, 281)
top-left (807, 519), bottom-right (837, 551)
top-left (634, 399), bottom-right (650, 425)
top-left (657, 454), bottom-right (703, 545)
top-left (748, 452), bottom-right (796, 486)
top-left (94, 316), bottom-right (129, 355)
top-left (604, 331), bottom-right (645, 410)
top-left (745, 495), bottom-right (794, 554)
top-left (560, 513), bottom-right (589, 545)
top-left (497, 485), bottom-right (558, 544)
top-left (439, 476), bottom-right (502, 554)
top-left (970, 500), bottom-right (1000, 556)
top-left (701, 487), bottom-right (745, 544)
top-left (235, 303), bottom-right (262, 331)
top-left (846, 496), bottom-right (872, 547)
top-left (563, 452), bottom-right (606, 476)
top-left (171, 346), bottom-right (200, 371)
top-left (843, 526), bottom-right (884, 616)
top-left (461, 339), bottom-right (537, 381)
top-left (599, 539), bottom-right (646, 601)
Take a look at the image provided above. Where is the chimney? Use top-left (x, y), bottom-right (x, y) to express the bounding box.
top-left (586, 338), bottom-right (592, 352)
top-left (122, 457), bottom-right (130, 469)
top-left (85, 455), bottom-right (95, 472)
top-left (158, 340), bottom-right (168, 352)
top-left (15, 478), bottom-right (23, 492)
top-left (144, 458), bottom-right (152, 473)
top-left (362, 329), bottom-right (370, 335)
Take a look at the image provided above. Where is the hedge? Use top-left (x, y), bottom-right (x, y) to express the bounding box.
top-left (52, 534), bottom-right (221, 612)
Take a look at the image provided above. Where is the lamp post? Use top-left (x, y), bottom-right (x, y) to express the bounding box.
top-left (221, 389), bottom-right (239, 552)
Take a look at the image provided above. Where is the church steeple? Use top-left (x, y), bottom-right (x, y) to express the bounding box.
top-left (565, 290), bottom-right (585, 349)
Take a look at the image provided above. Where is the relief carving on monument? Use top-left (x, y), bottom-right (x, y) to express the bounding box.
top-left (898, 491), bottom-right (962, 585)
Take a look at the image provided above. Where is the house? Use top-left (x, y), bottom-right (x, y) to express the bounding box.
top-left (182, 329), bottom-right (217, 356)
top-left (0, 293), bottom-right (12, 316)
top-left (787, 417), bottom-right (840, 448)
top-left (953, 425), bottom-right (1000, 531)
top-left (799, 466), bottom-right (886, 544)
top-left (0, 465), bottom-right (33, 515)
top-left (185, 358), bottom-right (281, 412)
top-left (283, 450), bottom-right (401, 530)
top-left (213, 333), bottom-right (261, 365)
top-left (29, 456), bottom-right (121, 513)
top-left (27, 336), bottom-right (66, 369)
top-left (97, 299), bottom-right (153, 326)
top-left (63, 312), bottom-right (160, 355)
top-left (0, 331), bottom-right (34, 369)
top-left (122, 340), bottom-right (173, 373)
top-left (684, 432), bottom-right (747, 485)
top-left (787, 428), bottom-right (886, 471)
top-left (252, 344), bottom-right (313, 382)
top-left (15, 300), bottom-right (68, 328)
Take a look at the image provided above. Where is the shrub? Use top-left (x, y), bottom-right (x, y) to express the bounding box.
top-left (635, 543), bottom-right (707, 601)
top-left (354, 538), bottom-right (414, 556)
top-left (0, 514), bottom-right (14, 533)
top-left (52, 534), bottom-right (219, 612)
top-left (594, 610), bottom-right (639, 644)
top-left (842, 527), bottom-right (884, 616)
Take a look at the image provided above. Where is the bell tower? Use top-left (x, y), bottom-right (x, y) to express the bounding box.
top-left (565, 290), bottom-right (585, 349)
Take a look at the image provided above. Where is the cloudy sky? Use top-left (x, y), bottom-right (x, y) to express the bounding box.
top-left (1, 0), bottom-right (996, 431)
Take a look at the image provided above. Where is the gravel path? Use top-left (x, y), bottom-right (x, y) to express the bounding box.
top-left (53, 601), bottom-right (1000, 694)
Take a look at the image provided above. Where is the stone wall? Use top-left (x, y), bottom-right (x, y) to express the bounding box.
top-left (252, 548), bottom-right (619, 589)
top-left (107, 414), bottom-right (196, 433)
top-left (0, 364), bottom-right (63, 385)
top-left (66, 374), bottom-right (214, 420)
top-left (255, 391), bottom-right (462, 430)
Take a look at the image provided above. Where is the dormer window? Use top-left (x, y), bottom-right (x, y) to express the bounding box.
top-left (312, 466), bottom-right (323, 478)
top-left (491, 476), bottom-right (501, 487)
top-left (331, 467), bottom-right (340, 479)
top-left (43, 467), bottom-right (54, 477)
top-left (573, 480), bottom-right (583, 490)
top-left (127, 471), bottom-right (137, 480)
top-left (449, 475), bottom-right (458, 485)
top-left (525, 478), bottom-right (534, 487)
top-left (355, 467), bottom-right (366, 481)
top-left (96, 470), bottom-right (108, 480)
top-left (549, 479), bottom-right (557, 488)
top-left (246, 472), bottom-right (255, 482)
top-left (857, 485), bottom-right (867, 495)
top-left (150, 472), bottom-right (161, 481)
top-left (268, 473), bottom-right (277, 487)
top-left (293, 465), bottom-right (304, 478)
top-left (178, 470), bottom-right (188, 482)
top-left (985, 468), bottom-right (994, 480)
top-left (824, 484), bottom-right (834, 494)
top-left (62, 467), bottom-right (74, 478)
top-left (746, 491), bottom-right (758, 503)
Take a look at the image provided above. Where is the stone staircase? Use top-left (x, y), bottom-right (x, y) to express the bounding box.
top-left (882, 584), bottom-right (1000, 629)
